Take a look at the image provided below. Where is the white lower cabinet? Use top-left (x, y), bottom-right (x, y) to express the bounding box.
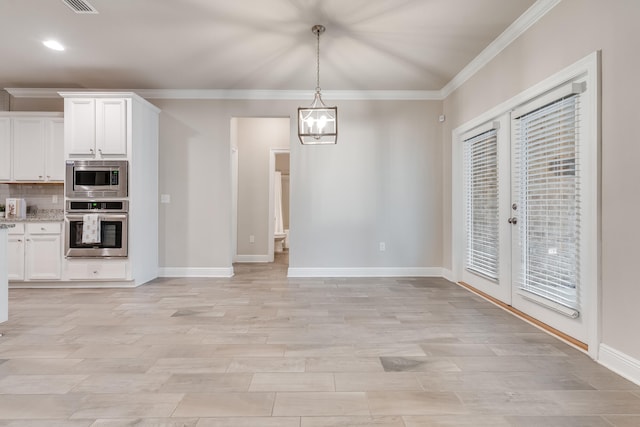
top-left (7, 222), bottom-right (62, 281)
top-left (7, 223), bottom-right (25, 281)
top-left (65, 259), bottom-right (128, 280)
top-left (25, 223), bottom-right (62, 280)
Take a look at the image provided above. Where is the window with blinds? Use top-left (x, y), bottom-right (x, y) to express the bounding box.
top-left (464, 128), bottom-right (499, 281)
top-left (513, 94), bottom-right (580, 309)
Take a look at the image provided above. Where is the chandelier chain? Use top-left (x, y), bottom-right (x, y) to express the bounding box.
top-left (316, 27), bottom-right (321, 92)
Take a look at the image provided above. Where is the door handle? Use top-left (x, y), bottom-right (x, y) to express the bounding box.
top-left (508, 217), bottom-right (518, 225)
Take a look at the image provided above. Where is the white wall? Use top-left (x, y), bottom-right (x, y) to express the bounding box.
top-left (291, 100), bottom-right (443, 273)
top-left (442, 0), bottom-right (640, 365)
top-left (152, 98), bottom-right (443, 275)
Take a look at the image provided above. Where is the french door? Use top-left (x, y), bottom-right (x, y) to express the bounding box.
top-left (461, 77), bottom-right (594, 345)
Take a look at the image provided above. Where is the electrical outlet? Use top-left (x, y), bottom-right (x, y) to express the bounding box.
top-left (52, 194), bottom-right (58, 203)
top-left (379, 242), bottom-right (386, 251)
top-left (249, 235), bottom-right (255, 243)
top-left (160, 194), bottom-right (171, 204)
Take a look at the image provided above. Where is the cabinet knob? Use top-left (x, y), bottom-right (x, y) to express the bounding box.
top-left (90, 148), bottom-right (94, 154)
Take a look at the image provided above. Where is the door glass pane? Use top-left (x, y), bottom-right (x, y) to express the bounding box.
top-left (464, 129), bottom-right (499, 280)
top-left (514, 95), bottom-right (580, 309)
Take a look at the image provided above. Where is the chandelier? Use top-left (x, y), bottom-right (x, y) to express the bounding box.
top-left (298, 25), bottom-right (338, 145)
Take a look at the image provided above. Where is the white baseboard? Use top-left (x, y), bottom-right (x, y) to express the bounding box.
top-left (234, 255), bottom-right (270, 263)
top-left (287, 267), bottom-right (444, 278)
top-left (598, 344), bottom-right (640, 386)
top-left (441, 268), bottom-right (455, 283)
top-left (158, 267), bottom-right (234, 278)
top-left (9, 280), bottom-right (137, 289)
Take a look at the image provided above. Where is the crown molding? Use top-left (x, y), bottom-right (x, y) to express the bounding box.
top-left (136, 89), bottom-right (442, 100)
top-left (439, 0), bottom-right (561, 98)
top-left (4, 88), bottom-right (70, 98)
top-left (5, 0), bottom-right (560, 102)
top-left (4, 87), bottom-right (440, 101)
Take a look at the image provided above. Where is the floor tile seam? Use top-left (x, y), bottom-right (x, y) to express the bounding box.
top-left (601, 415), bottom-right (629, 426)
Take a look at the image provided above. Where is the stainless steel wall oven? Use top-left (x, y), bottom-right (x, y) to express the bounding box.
top-left (64, 200), bottom-right (128, 258)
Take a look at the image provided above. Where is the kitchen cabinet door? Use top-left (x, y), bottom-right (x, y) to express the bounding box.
top-left (12, 118), bottom-right (46, 181)
top-left (8, 233), bottom-right (25, 281)
top-left (0, 118), bottom-right (10, 181)
top-left (25, 223), bottom-right (62, 280)
top-left (46, 118), bottom-right (65, 181)
top-left (96, 98), bottom-right (127, 156)
top-left (65, 98), bottom-right (96, 156)
top-left (25, 234), bottom-right (61, 280)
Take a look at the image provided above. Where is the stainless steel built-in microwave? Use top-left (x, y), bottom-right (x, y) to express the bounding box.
top-left (65, 160), bottom-right (128, 198)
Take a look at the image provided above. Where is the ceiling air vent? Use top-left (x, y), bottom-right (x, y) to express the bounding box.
top-left (61, 0), bottom-right (98, 14)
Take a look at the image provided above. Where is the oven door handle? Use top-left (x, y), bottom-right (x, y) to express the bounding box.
top-left (64, 213), bottom-right (129, 221)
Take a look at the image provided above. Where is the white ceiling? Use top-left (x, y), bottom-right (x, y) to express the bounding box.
top-left (0, 0), bottom-right (540, 94)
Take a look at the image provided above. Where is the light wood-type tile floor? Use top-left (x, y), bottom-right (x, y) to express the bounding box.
top-left (1, 253), bottom-right (640, 426)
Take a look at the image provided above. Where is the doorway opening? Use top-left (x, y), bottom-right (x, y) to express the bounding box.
top-left (270, 149), bottom-right (290, 264)
top-left (230, 117), bottom-right (291, 267)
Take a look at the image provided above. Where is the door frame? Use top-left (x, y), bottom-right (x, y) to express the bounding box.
top-left (268, 148), bottom-right (290, 262)
top-left (451, 52), bottom-right (600, 359)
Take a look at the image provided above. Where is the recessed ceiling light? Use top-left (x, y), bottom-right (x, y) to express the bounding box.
top-left (43, 40), bottom-right (65, 51)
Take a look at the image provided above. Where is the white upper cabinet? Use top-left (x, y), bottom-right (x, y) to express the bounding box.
top-left (46, 118), bottom-right (65, 181)
top-left (13, 117), bottom-right (46, 181)
top-left (66, 97), bottom-right (128, 158)
top-left (96, 99), bottom-right (127, 156)
top-left (65, 98), bottom-right (95, 156)
top-left (0, 113), bottom-right (64, 182)
top-left (0, 118), bottom-right (10, 181)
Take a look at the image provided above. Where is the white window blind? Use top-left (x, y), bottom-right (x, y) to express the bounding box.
top-left (513, 94), bottom-right (581, 309)
top-left (464, 128), bottom-right (499, 280)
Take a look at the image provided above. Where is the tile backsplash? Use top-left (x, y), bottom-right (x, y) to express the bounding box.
top-left (0, 183), bottom-right (64, 212)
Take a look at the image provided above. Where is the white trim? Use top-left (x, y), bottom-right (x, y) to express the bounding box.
top-left (441, 269), bottom-right (455, 283)
top-left (5, 87), bottom-right (440, 101)
top-left (452, 52), bottom-right (599, 136)
top-left (9, 280), bottom-right (138, 288)
top-left (287, 267), bottom-right (444, 278)
top-left (138, 89), bottom-right (441, 101)
top-left (440, 0), bottom-right (561, 98)
top-left (599, 344), bottom-right (640, 386)
top-left (230, 144), bottom-right (239, 264)
top-left (0, 111), bottom-right (63, 118)
top-left (234, 255), bottom-right (270, 263)
top-left (158, 267), bottom-right (234, 278)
